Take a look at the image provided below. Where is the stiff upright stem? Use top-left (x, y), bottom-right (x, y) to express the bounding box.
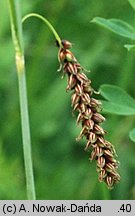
top-left (8, 0), bottom-right (36, 199)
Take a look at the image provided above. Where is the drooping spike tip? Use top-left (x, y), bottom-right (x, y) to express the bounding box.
top-left (56, 39), bottom-right (72, 49)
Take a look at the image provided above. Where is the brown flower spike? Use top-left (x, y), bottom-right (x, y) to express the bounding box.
top-left (57, 39), bottom-right (120, 189)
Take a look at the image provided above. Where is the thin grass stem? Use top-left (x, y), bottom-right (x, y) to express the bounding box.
top-left (8, 0), bottom-right (36, 200)
top-left (22, 13), bottom-right (62, 47)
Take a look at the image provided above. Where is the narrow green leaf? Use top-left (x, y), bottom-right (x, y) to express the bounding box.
top-left (124, 44), bottom-right (135, 51)
top-left (128, 0), bottom-right (135, 10)
top-left (91, 17), bottom-right (135, 40)
top-left (129, 128), bottom-right (135, 142)
top-left (100, 84), bottom-right (135, 115)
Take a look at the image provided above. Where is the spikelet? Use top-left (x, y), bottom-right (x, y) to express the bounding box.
top-left (57, 39), bottom-right (120, 189)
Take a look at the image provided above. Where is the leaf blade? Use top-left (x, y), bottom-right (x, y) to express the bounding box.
top-left (91, 17), bottom-right (135, 40)
top-left (101, 101), bottom-right (135, 115)
top-left (128, 0), bottom-right (135, 10)
top-left (100, 84), bottom-right (135, 115)
top-left (129, 128), bottom-right (135, 142)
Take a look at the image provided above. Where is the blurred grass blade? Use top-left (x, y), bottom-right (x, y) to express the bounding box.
top-left (91, 17), bottom-right (135, 40)
top-left (100, 84), bottom-right (135, 115)
top-left (124, 44), bottom-right (135, 51)
top-left (129, 128), bottom-right (135, 142)
top-left (128, 0), bottom-right (135, 10)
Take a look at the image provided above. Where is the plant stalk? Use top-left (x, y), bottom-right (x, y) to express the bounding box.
top-left (8, 0), bottom-right (36, 199)
top-left (22, 13), bottom-right (62, 47)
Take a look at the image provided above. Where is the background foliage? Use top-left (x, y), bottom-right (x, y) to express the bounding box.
top-left (0, 0), bottom-right (135, 199)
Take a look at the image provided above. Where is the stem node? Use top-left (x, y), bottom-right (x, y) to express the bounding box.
top-left (16, 53), bottom-right (25, 74)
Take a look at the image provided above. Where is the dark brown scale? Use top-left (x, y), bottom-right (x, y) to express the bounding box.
top-left (61, 39), bottom-right (72, 49)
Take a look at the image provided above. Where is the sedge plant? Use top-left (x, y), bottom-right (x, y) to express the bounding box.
top-left (9, 0), bottom-right (135, 199)
top-left (7, 0), bottom-right (62, 199)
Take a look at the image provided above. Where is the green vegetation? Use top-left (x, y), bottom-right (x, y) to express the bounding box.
top-left (0, 0), bottom-right (135, 199)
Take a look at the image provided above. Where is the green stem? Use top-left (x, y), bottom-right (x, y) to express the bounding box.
top-left (22, 13), bottom-right (62, 47)
top-left (8, 0), bottom-right (36, 199)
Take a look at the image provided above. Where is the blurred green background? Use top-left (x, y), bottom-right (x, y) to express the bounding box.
top-left (0, 0), bottom-right (135, 200)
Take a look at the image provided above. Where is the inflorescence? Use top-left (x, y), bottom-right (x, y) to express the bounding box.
top-left (57, 39), bottom-right (120, 189)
